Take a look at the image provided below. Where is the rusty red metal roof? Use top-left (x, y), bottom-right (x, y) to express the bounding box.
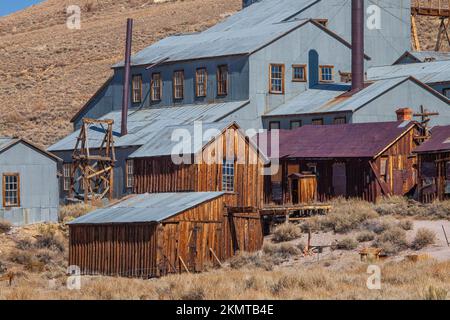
top-left (414, 125), bottom-right (450, 154)
top-left (257, 121), bottom-right (416, 159)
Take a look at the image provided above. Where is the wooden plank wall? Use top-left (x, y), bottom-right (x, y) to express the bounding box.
top-left (418, 152), bottom-right (450, 203)
top-left (69, 223), bottom-right (159, 278)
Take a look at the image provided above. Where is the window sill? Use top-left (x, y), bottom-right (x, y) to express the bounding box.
top-left (292, 79), bottom-right (307, 83)
top-left (269, 92), bottom-right (285, 95)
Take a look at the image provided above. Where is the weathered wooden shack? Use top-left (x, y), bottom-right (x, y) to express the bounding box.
top-left (263, 119), bottom-right (421, 205)
top-left (0, 138), bottom-right (61, 226)
top-left (414, 125), bottom-right (450, 202)
top-left (68, 122), bottom-right (267, 277)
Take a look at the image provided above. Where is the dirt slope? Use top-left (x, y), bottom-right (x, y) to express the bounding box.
top-left (0, 0), bottom-right (445, 147)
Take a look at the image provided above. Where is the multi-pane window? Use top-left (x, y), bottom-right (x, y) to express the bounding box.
top-left (132, 75), bottom-right (142, 103)
top-left (334, 117), bottom-right (347, 125)
top-left (217, 65), bottom-right (228, 96)
top-left (290, 121), bottom-right (302, 129)
top-left (222, 160), bottom-right (235, 192)
top-left (126, 160), bottom-right (134, 189)
top-left (319, 65), bottom-right (334, 82)
top-left (269, 121), bottom-right (281, 131)
top-left (63, 163), bottom-right (71, 191)
top-left (196, 68), bottom-right (207, 97)
top-left (3, 173), bottom-right (20, 207)
top-left (312, 118), bottom-right (324, 126)
top-left (444, 88), bottom-right (450, 98)
top-left (292, 65), bottom-right (307, 82)
top-left (173, 70), bottom-right (184, 100)
top-left (270, 64), bottom-right (285, 94)
top-left (151, 73), bottom-right (162, 101)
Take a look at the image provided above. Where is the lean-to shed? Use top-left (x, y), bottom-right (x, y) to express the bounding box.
top-left (68, 192), bottom-right (264, 277)
top-left (414, 125), bottom-right (450, 202)
top-left (0, 138), bottom-right (60, 226)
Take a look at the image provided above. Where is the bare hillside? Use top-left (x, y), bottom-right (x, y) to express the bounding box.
top-left (0, 0), bottom-right (445, 147)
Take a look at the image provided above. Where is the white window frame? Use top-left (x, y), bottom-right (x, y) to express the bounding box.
top-left (222, 160), bottom-right (235, 192)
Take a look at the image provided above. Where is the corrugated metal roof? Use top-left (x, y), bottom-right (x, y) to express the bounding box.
top-left (48, 101), bottom-right (249, 152)
top-left (129, 122), bottom-right (234, 158)
top-left (265, 77), bottom-right (408, 116)
top-left (68, 192), bottom-right (225, 225)
top-left (0, 137), bottom-right (17, 152)
top-left (258, 121), bottom-right (416, 159)
top-left (368, 60), bottom-right (450, 84)
top-left (403, 51), bottom-right (450, 63)
top-left (113, 20), bottom-right (308, 67)
top-left (414, 125), bottom-right (450, 153)
top-left (206, 0), bottom-right (317, 33)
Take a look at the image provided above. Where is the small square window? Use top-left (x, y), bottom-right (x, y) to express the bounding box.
top-left (319, 66), bottom-right (334, 83)
top-left (312, 119), bottom-right (324, 126)
top-left (290, 121), bottom-right (302, 129)
top-left (292, 65), bottom-right (307, 82)
top-left (270, 64), bottom-right (285, 94)
top-left (222, 160), bottom-right (235, 192)
top-left (333, 117), bottom-right (346, 125)
top-left (3, 173), bottom-right (20, 208)
top-left (269, 121), bottom-right (281, 131)
top-left (132, 75), bottom-right (142, 103)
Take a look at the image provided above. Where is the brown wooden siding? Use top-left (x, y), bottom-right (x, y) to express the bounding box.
top-left (417, 152), bottom-right (450, 203)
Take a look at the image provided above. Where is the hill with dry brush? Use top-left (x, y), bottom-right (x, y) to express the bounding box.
top-left (0, 0), bottom-right (446, 148)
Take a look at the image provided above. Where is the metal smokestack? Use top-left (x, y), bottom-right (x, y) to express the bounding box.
top-left (121, 18), bottom-right (133, 136)
top-left (351, 0), bottom-right (364, 93)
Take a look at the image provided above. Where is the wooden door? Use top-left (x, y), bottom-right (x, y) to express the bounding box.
top-left (332, 163), bottom-right (347, 197)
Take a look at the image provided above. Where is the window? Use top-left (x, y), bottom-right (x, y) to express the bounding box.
top-left (270, 64), bottom-right (285, 94)
top-left (307, 163), bottom-right (317, 174)
top-left (222, 160), bottom-right (235, 192)
top-left (312, 118), bottom-right (324, 125)
top-left (290, 121), bottom-right (302, 129)
top-left (334, 117), bottom-right (346, 125)
top-left (196, 68), bottom-right (207, 97)
top-left (292, 65), bottom-right (307, 82)
top-left (217, 65), bottom-right (228, 96)
top-left (132, 75), bottom-right (142, 103)
top-left (380, 157), bottom-right (389, 182)
top-left (3, 173), bottom-right (20, 208)
top-left (444, 88), bottom-right (450, 98)
top-left (269, 121), bottom-right (281, 131)
top-left (173, 70), bottom-right (184, 100)
top-left (63, 163), bottom-right (71, 191)
top-left (319, 65), bottom-right (334, 83)
top-left (151, 73), bottom-right (162, 101)
top-left (126, 160), bottom-right (134, 189)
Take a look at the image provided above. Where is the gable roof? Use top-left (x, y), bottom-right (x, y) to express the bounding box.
top-left (368, 60), bottom-right (450, 84)
top-left (48, 101), bottom-right (249, 152)
top-left (414, 125), bottom-right (450, 154)
top-left (68, 192), bottom-right (225, 225)
top-left (262, 121), bottom-right (416, 159)
top-left (394, 51), bottom-right (450, 64)
top-left (0, 137), bottom-right (61, 162)
top-left (113, 19), bottom-right (369, 68)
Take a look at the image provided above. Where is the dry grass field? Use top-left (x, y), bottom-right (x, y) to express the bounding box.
top-left (1, 198), bottom-right (449, 300)
top-left (0, 0), bottom-right (447, 148)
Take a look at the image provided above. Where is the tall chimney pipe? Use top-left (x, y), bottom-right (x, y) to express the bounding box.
top-left (121, 18), bottom-right (133, 136)
top-left (351, 0), bottom-right (364, 93)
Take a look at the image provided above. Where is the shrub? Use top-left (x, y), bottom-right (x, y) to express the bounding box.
top-left (374, 227), bottom-right (408, 255)
top-left (362, 218), bottom-right (395, 235)
top-left (356, 231), bottom-right (376, 242)
top-left (229, 252), bottom-right (273, 271)
top-left (422, 286), bottom-right (448, 300)
top-left (180, 286), bottom-right (205, 300)
top-left (35, 225), bottom-right (65, 252)
top-left (427, 201), bottom-right (450, 219)
top-left (411, 228), bottom-right (436, 250)
top-left (0, 220), bottom-right (11, 234)
top-left (272, 224), bottom-right (302, 243)
top-left (0, 260), bottom-right (7, 274)
top-left (335, 238), bottom-right (358, 250)
top-left (263, 243), bottom-right (300, 262)
top-left (59, 203), bottom-right (97, 222)
top-left (16, 239), bottom-right (33, 250)
top-left (373, 196), bottom-right (410, 216)
top-left (398, 219), bottom-right (414, 231)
